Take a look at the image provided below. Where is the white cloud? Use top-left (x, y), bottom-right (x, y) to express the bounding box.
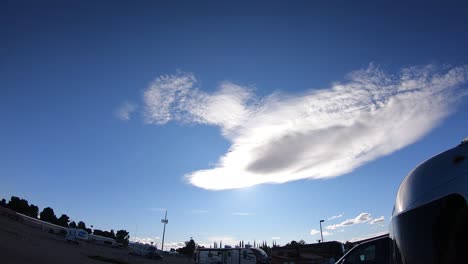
top-left (326, 213), bottom-right (372, 230)
top-left (164, 242), bottom-right (186, 249)
top-left (191, 209), bottom-right (209, 214)
top-left (310, 229), bottom-right (333, 236)
top-left (370, 216), bottom-right (385, 224)
top-left (130, 236), bottom-right (160, 244)
top-left (272, 236), bottom-right (281, 240)
top-left (232, 212), bottom-right (255, 216)
top-left (328, 213), bottom-right (344, 221)
top-left (143, 65), bottom-right (468, 190)
top-left (310, 229), bottom-right (320, 235)
top-left (116, 102), bottom-right (137, 121)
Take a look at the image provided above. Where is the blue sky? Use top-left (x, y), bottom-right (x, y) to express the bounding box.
top-left (1, 0), bottom-right (468, 248)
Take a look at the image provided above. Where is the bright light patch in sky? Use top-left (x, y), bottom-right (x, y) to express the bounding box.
top-left (143, 65), bottom-right (468, 190)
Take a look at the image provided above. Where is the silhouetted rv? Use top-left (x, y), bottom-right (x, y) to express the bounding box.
top-left (334, 139), bottom-right (468, 264)
top-left (271, 241), bottom-right (345, 264)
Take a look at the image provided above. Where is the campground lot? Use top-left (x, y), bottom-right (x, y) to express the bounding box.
top-left (0, 209), bottom-right (194, 264)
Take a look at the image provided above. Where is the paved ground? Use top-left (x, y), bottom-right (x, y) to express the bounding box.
top-left (0, 207), bottom-right (194, 264)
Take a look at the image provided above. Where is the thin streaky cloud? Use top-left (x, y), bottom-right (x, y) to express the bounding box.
top-left (116, 102), bottom-right (137, 121)
top-left (232, 212), bottom-right (255, 216)
top-left (272, 236), bottom-right (281, 240)
top-left (142, 65), bottom-right (468, 190)
top-left (327, 213), bottom-right (344, 221)
top-left (369, 216), bottom-right (385, 224)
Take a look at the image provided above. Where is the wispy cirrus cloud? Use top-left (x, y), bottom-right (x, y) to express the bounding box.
top-left (370, 216), bottom-right (385, 225)
top-left (143, 65), bottom-right (468, 190)
top-left (232, 212), bottom-right (255, 216)
top-left (328, 213), bottom-right (344, 221)
top-left (272, 236), bottom-right (281, 240)
top-left (116, 102), bottom-right (137, 121)
top-left (326, 213), bottom-right (373, 230)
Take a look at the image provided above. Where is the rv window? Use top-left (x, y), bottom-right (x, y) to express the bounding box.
top-left (228, 252), bottom-right (231, 257)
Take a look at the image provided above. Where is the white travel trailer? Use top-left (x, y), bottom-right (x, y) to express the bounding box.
top-left (66, 228), bottom-right (89, 243)
top-left (196, 248), bottom-right (269, 264)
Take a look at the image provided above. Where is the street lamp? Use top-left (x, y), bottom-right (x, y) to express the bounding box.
top-left (161, 210), bottom-right (169, 251)
top-left (319, 220), bottom-right (324, 243)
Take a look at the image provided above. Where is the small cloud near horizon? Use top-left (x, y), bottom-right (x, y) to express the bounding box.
top-left (142, 64), bottom-right (468, 190)
top-left (310, 229), bottom-right (333, 236)
top-left (326, 213), bottom-right (373, 230)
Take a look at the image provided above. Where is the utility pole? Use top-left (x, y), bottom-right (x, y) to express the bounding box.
top-left (161, 210), bottom-right (168, 251)
top-left (319, 220), bottom-right (324, 243)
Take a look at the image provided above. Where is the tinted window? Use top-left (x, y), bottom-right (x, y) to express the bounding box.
top-left (338, 237), bottom-right (389, 264)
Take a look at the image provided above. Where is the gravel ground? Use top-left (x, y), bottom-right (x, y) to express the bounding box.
top-left (0, 208), bottom-right (195, 264)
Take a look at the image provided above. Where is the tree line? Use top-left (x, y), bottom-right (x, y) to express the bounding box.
top-left (0, 196), bottom-right (129, 246)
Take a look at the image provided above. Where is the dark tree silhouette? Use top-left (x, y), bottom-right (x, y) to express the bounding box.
top-left (69, 221), bottom-right (77, 228)
top-left (93, 229), bottom-right (116, 239)
top-left (298, 240), bottom-right (306, 245)
top-left (56, 214), bottom-right (70, 227)
top-left (116, 230), bottom-right (130, 246)
top-left (40, 207), bottom-right (57, 224)
top-left (177, 238), bottom-right (196, 256)
top-left (77, 221), bottom-right (86, 230)
top-left (8, 196), bottom-right (30, 215)
top-left (27, 204), bottom-right (39, 218)
top-left (1, 198), bottom-right (7, 207)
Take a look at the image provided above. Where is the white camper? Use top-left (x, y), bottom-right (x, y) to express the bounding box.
top-left (196, 248), bottom-right (269, 264)
top-left (66, 228), bottom-right (89, 243)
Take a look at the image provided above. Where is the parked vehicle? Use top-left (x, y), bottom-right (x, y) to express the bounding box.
top-left (271, 241), bottom-right (345, 264)
top-left (334, 234), bottom-right (389, 264)
top-left (335, 139), bottom-right (468, 264)
top-left (66, 228), bottom-right (89, 243)
top-left (196, 247), bottom-right (269, 264)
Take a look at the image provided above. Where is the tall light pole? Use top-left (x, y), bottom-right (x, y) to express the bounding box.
top-left (161, 210), bottom-right (168, 251)
top-left (319, 220), bottom-right (324, 243)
